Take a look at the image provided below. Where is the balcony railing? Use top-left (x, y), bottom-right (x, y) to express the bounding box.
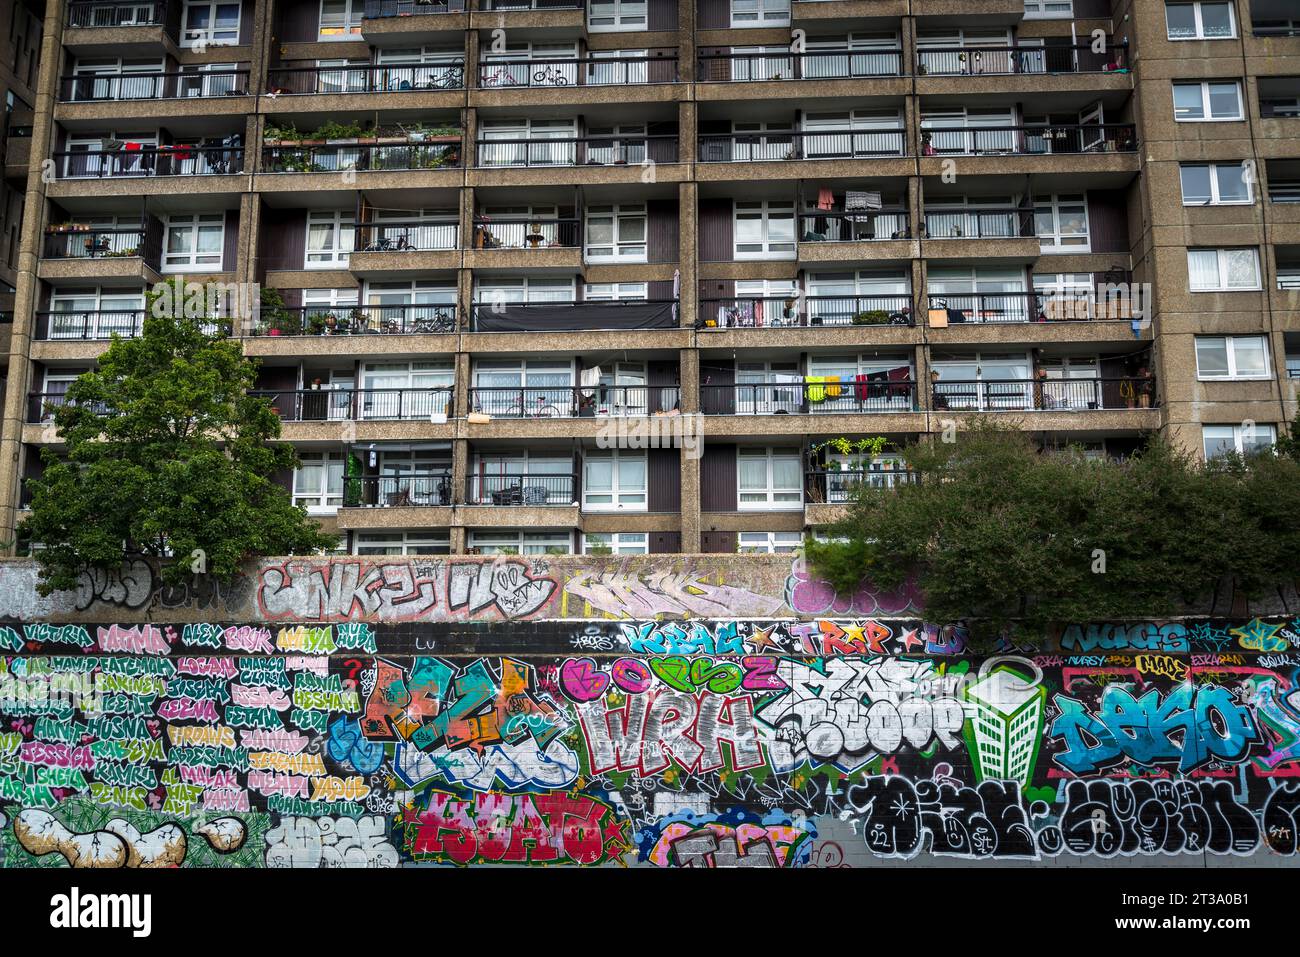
top-left (697, 49), bottom-right (904, 81)
top-left (42, 222), bottom-right (163, 265)
top-left (922, 208), bottom-right (1035, 239)
top-left (1254, 24), bottom-right (1300, 38)
top-left (476, 134), bottom-right (678, 167)
top-left (59, 70), bottom-right (250, 101)
top-left (926, 292), bottom-right (1140, 323)
top-left (1261, 99), bottom-right (1300, 119)
top-left (55, 145), bottom-right (243, 178)
top-left (479, 0), bottom-right (584, 9)
top-left (35, 310), bottom-right (146, 340)
top-left (806, 468), bottom-right (917, 502)
top-left (344, 474), bottom-right (453, 508)
top-left (931, 377), bottom-right (1156, 412)
top-left (469, 385), bottom-right (678, 417)
top-left (67, 1), bottom-right (167, 28)
top-left (354, 219), bottom-right (459, 252)
top-left (467, 299), bottom-right (679, 332)
top-left (799, 210), bottom-right (909, 242)
top-left (466, 473), bottom-right (578, 506)
top-left (252, 387), bottom-right (454, 421)
top-left (699, 129), bottom-right (907, 162)
top-left (471, 218), bottom-right (580, 249)
top-left (266, 63), bottom-right (465, 95)
top-left (921, 124), bottom-right (1137, 156)
top-left (916, 44), bottom-right (1125, 76)
top-left (479, 54), bottom-right (678, 88)
top-left (262, 141), bottom-right (460, 172)
top-left (250, 304), bottom-right (457, 336)
top-left (363, 0), bottom-right (466, 16)
top-left (27, 393), bottom-right (112, 423)
top-left (702, 379), bottom-right (918, 414)
top-left (700, 294), bottom-right (915, 329)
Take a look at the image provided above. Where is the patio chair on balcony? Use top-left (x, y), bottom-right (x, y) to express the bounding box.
top-left (521, 485), bottom-right (548, 505)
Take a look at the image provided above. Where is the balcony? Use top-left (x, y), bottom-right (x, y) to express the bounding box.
top-left (925, 292), bottom-right (1140, 325)
top-left (931, 377), bottom-right (1156, 412)
top-left (349, 216), bottom-right (461, 274)
top-left (249, 304), bottom-right (457, 336)
top-left (478, 53), bottom-right (679, 89)
top-left (266, 63), bottom-right (465, 95)
top-left (364, 0), bottom-right (467, 16)
top-left (254, 388), bottom-right (454, 421)
top-left (922, 125), bottom-right (1137, 157)
top-left (696, 49), bottom-right (904, 82)
top-left (916, 45), bottom-right (1125, 77)
top-left (59, 70), bottom-right (251, 102)
top-left (476, 134), bottom-right (679, 168)
top-left (479, 0), bottom-right (584, 8)
top-left (1259, 78), bottom-right (1300, 119)
top-left (922, 207), bottom-right (1033, 240)
top-left (468, 299), bottom-right (678, 332)
top-left (472, 218), bottom-right (580, 250)
top-left (34, 310), bottom-right (146, 342)
top-left (701, 379), bottom-right (918, 415)
top-left (699, 129), bottom-right (907, 163)
top-left (66, 1), bottom-right (168, 29)
top-left (799, 209), bottom-right (909, 244)
top-left (344, 474), bottom-right (453, 508)
top-left (700, 294), bottom-right (915, 329)
top-left (466, 473), bottom-right (578, 506)
top-left (806, 467), bottom-right (916, 503)
top-left (468, 385), bottom-right (680, 418)
top-left (261, 140), bottom-right (461, 173)
top-left (54, 145), bottom-right (244, 179)
top-left (26, 393), bottom-right (112, 423)
top-left (40, 221), bottom-right (164, 277)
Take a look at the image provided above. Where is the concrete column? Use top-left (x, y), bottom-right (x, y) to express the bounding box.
top-left (678, 347), bottom-right (701, 553)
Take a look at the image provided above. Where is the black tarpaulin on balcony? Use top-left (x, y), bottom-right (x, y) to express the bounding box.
top-left (475, 301), bottom-right (677, 332)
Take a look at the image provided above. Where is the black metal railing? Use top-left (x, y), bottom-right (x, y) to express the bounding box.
top-left (930, 377), bottom-right (1157, 412)
top-left (479, 53), bottom-right (677, 88)
top-left (479, 0), bottom-right (584, 9)
top-left (916, 44), bottom-right (1125, 76)
top-left (700, 295), bottom-right (915, 329)
top-left (471, 218), bottom-right (580, 249)
top-left (42, 222), bottom-right (162, 264)
top-left (806, 468), bottom-right (916, 502)
top-left (59, 70), bottom-right (250, 101)
top-left (922, 208), bottom-right (1035, 239)
top-left (469, 385), bottom-right (676, 417)
top-left (67, 1), bottom-right (166, 28)
top-left (699, 129), bottom-right (907, 162)
top-left (926, 293), bottom-right (1044, 324)
top-left (252, 387), bottom-right (454, 420)
top-left (262, 141), bottom-right (460, 172)
top-left (353, 219), bottom-right (459, 252)
top-left (252, 305), bottom-right (457, 336)
top-left (344, 474), bottom-right (453, 508)
top-left (920, 124), bottom-right (1137, 156)
top-left (27, 392), bottom-right (113, 422)
top-left (1254, 24), bottom-right (1300, 38)
top-left (697, 49), bottom-right (904, 81)
top-left (799, 210), bottom-right (909, 242)
top-left (35, 310), bottom-right (147, 340)
top-left (476, 134), bottom-right (678, 167)
top-left (1261, 99), bottom-right (1300, 119)
top-left (364, 0), bottom-right (466, 16)
top-left (467, 299), bottom-right (678, 331)
top-left (466, 472), bottom-right (578, 506)
top-left (701, 379), bottom-right (918, 414)
top-left (266, 63), bottom-right (464, 94)
top-left (54, 145), bottom-right (243, 178)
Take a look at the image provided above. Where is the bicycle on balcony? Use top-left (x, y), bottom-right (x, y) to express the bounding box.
top-left (411, 312), bottom-right (455, 334)
top-left (500, 394), bottom-right (564, 418)
top-left (363, 232), bottom-right (414, 252)
top-left (532, 64), bottom-right (569, 87)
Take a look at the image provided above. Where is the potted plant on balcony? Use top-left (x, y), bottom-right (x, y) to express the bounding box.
top-left (851, 309), bottom-right (890, 325)
top-left (317, 120), bottom-right (365, 145)
top-left (305, 312), bottom-right (333, 335)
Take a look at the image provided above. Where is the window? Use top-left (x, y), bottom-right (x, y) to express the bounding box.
top-left (318, 0), bottom-right (361, 39)
top-left (587, 0), bottom-right (647, 32)
top-left (731, 0), bottom-right (789, 27)
top-left (1187, 248), bottom-right (1261, 291)
top-left (1166, 2), bottom-right (1235, 39)
top-left (1023, 0), bottom-right (1072, 17)
top-left (163, 213), bottom-right (224, 272)
top-left (359, 361), bottom-right (454, 419)
top-left (738, 531), bottom-right (803, 554)
top-left (583, 450), bottom-right (647, 511)
top-left (476, 276), bottom-right (575, 305)
top-left (471, 452), bottom-right (573, 504)
top-left (1033, 194), bottom-right (1089, 251)
top-left (1180, 163), bottom-right (1252, 205)
top-left (479, 118), bottom-right (577, 167)
top-left (1173, 81), bottom-right (1243, 121)
top-left (1194, 336), bottom-right (1272, 380)
top-left (293, 452), bottom-right (344, 513)
top-left (354, 531), bottom-right (450, 555)
top-left (738, 447), bottom-right (802, 509)
top-left (585, 282), bottom-right (647, 301)
top-left (590, 49), bottom-right (648, 85)
top-left (468, 531), bottom-right (573, 555)
top-left (582, 533), bottom-right (648, 554)
top-left (585, 204), bottom-right (647, 262)
top-left (306, 211), bottom-right (354, 268)
top-left (735, 201), bottom-right (795, 259)
top-left (182, 1), bottom-right (239, 45)
top-left (1203, 424), bottom-right (1277, 460)
top-left (49, 287), bottom-right (145, 339)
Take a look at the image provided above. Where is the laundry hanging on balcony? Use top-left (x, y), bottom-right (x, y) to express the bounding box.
top-left (816, 187), bottom-right (835, 210)
top-left (845, 190), bottom-right (882, 211)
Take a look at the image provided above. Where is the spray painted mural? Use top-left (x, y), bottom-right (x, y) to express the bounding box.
top-left (3, 613), bottom-right (1300, 867)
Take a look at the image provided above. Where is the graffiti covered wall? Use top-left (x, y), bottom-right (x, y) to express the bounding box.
top-left (3, 610), bottom-right (1300, 868)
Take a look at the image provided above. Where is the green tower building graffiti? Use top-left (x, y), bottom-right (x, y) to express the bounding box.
top-left (962, 658), bottom-right (1045, 787)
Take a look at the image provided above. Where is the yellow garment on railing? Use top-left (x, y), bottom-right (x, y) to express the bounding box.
top-left (806, 376), bottom-right (826, 402)
top-left (824, 379), bottom-right (843, 399)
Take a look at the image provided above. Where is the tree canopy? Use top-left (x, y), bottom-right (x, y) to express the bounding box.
top-left (20, 298), bottom-right (337, 594)
top-left (804, 422), bottom-right (1300, 648)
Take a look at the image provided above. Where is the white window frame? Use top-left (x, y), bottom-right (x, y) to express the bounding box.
top-left (182, 0), bottom-right (240, 46)
top-left (1165, 1), bottom-right (1236, 40)
top-left (359, 360), bottom-right (455, 419)
top-left (354, 531), bottom-right (451, 555)
top-left (293, 451), bottom-right (344, 514)
top-left (738, 531), bottom-right (803, 554)
top-left (734, 200), bottom-right (795, 260)
top-left (584, 204), bottom-right (648, 263)
top-left (582, 449), bottom-right (648, 511)
top-left (1203, 424), bottom-right (1277, 460)
top-left (730, 0), bottom-right (790, 28)
top-left (468, 530), bottom-right (573, 555)
top-left (587, 0), bottom-right (648, 32)
top-left (1179, 162), bottom-right (1254, 205)
top-left (1034, 193), bottom-right (1090, 252)
top-left (585, 282), bottom-right (648, 301)
top-left (738, 447), bottom-right (803, 510)
top-left (1023, 0), bottom-right (1073, 18)
top-left (162, 212), bottom-right (224, 273)
top-left (582, 532), bottom-right (649, 554)
top-left (1194, 335), bottom-right (1272, 380)
top-left (48, 286), bottom-right (146, 339)
top-left (1173, 80), bottom-right (1244, 122)
top-left (1187, 248), bottom-right (1262, 291)
top-left (306, 210), bottom-right (355, 268)
top-left (318, 0), bottom-right (362, 40)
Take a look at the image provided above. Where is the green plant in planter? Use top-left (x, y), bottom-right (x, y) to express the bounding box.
top-left (585, 543), bottom-right (613, 556)
top-left (263, 122), bottom-right (300, 143)
top-left (305, 312), bottom-right (333, 335)
top-left (259, 287), bottom-right (297, 335)
top-left (851, 310), bottom-right (890, 325)
top-left (314, 119), bottom-right (367, 140)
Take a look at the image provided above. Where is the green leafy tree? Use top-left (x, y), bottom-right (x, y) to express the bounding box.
top-left (20, 294), bottom-right (337, 594)
top-left (805, 421), bottom-right (1300, 649)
